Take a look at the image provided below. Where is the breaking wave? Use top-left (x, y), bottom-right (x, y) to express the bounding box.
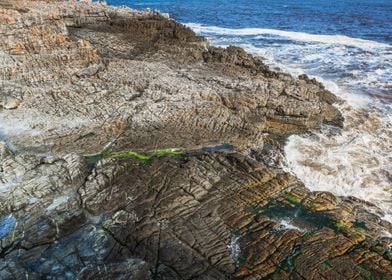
top-left (186, 23), bottom-right (391, 49)
top-left (186, 23), bottom-right (392, 223)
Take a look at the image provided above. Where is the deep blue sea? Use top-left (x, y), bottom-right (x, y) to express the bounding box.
top-left (105, 0), bottom-right (392, 223)
top-left (108, 0), bottom-right (392, 44)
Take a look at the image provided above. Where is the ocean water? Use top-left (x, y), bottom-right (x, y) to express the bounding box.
top-left (107, 0), bottom-right (392, 222)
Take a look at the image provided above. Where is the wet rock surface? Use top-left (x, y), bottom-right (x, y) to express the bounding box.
top-left (1, 152), bottom-right (391, 279)
top-left (0, 1), bottom-right (390, 279)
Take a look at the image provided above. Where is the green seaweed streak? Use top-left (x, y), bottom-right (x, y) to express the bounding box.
top-left (85, 145), bottom-right (184, 164)
top-left (285, 194), bottom-right (298, 204)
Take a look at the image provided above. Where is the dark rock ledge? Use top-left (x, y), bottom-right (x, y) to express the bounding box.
top-left (0, 1), bottom-right (391, 279)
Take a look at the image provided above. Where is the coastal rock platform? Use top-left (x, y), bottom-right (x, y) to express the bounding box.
top-left (0, 1), bottom-right (391, 279)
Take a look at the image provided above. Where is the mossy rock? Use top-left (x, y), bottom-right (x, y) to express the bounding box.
top-left (85, 145), bottom-right (184, 165)
top-left (285, 194), bottom-right (299, 204)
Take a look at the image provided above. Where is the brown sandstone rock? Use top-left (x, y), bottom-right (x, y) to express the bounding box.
top-left (0, 0), bottom-right (342, 155)
top-left (0, 1), bottom-right (390, 280)
top-left (1, 151), bottom-right (391, 279)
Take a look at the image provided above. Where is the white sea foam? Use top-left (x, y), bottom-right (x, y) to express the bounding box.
top-left (186, 23), bottom-right (391, 49)
top-left (46, 195), bottom-right (70, 212)
top-left (237, 43), bottom-right (374, 108)
top-left (283, 104), bottom-right (392, 223)
top-left (190, 23), bottom-right (391, 104)
top-left (279, 219), bottom-right (305, 232)
top-left (228, 233), bottom-right (241, 265)
top-left (186, 22), bottom-right (392, 225)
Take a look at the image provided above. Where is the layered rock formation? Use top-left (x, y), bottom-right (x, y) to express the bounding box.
top-left (0, 1), bottom-right (391, 279)
top-left (0, 0), bottom-right (342, 154)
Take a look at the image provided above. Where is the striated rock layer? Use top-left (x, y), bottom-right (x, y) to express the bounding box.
top-left (0, 0), bottom-right (342, 154)
top-left (0, 1), bottom-right (391, 279)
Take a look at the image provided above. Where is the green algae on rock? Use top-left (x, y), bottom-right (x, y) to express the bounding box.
top-left (85, 147), bottom-right (184, 164)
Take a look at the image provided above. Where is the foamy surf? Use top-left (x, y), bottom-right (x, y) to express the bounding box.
top-left (283, 108), bottom-right (392, 223)
top-left (189, 23), bottom-right (391, 100)
top-left (186, 23), bottom-right (391, 49)
top-left (186, 22), bottom-right (392, 225)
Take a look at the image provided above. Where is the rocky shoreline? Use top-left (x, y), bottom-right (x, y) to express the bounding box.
top-left (0, 1), bottom-right (391, 279)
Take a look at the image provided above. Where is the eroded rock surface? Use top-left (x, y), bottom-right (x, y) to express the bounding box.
top-left (1, 152), bottom-right (391, 279)
top-left (0, 1), bottom-right (390, 279)
top-left (0, 0), bottom-right (342, 155)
